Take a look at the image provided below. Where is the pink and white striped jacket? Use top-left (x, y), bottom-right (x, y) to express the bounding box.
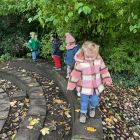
top-left (67, 49), bottom-right (112, 95)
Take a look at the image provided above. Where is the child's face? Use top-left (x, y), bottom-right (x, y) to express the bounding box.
top-left (67, 42), bottom-right (74, 46)
top-left (83, 45), bottom-right (99, 59)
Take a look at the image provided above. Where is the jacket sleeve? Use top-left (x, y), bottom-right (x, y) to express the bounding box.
top-left (67, 62), bottom-right (81, 90)
top-left (28, 40), bottom-right (33, 50)
top-left (52, 39), bottom-right (59, 55)
top-left (37, 40), bottom-right (40, 49)
top-left (100, 58), bottom-right (112, 85)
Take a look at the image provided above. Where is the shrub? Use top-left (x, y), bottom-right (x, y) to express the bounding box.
top-left (0, 53), bottom-right (12, 61)
top-left (102, 41), bottom-right (140, 74)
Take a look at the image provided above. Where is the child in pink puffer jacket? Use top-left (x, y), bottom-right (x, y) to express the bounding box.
top-left (67, 41), bottom-right (112, 123)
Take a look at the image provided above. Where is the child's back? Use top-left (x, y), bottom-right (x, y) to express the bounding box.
top-left (65, 44), bottom-right (79, 67)
top-left (64, 33), bottom-right (79, 78)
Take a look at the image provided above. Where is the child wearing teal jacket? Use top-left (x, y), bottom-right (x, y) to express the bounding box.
top-left (28, 32), bottom-right (40, 61)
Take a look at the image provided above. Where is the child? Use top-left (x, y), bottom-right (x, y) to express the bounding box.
top-left (28, 32), bottom-right (40, 61)
top-left (64, 33), bottom-right (79, 78)
top-left (51, 32), bottom-right (61, 70)
top-left (67, 41), bottom-right (112, 123)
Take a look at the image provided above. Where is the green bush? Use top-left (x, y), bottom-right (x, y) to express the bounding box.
top-left (40, 34), bottom-right (52, 60)
top-left (0, 33), bottom-right (27, 57)
top-left (40, 33), bottom-right (66, 61)
top-left (112, 72), bottom-right (140, 88)
top-left (102, 41), bottom-right (140, 74)
top-left (0, 53), bottom-right (12, 61)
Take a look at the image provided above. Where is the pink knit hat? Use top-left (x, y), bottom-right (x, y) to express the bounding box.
top-left (65, 33), bottom-right (76, 50)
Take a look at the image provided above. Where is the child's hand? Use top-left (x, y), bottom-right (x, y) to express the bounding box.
top-left (103, 79), bottom-right (112, 86)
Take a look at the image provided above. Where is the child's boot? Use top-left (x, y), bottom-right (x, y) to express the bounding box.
top-left (79, 113), bottom-right (87, 123)
top-left (66, 74), bottom-right (70, 78)
top-left (89, 108), bottom-right (95, 118)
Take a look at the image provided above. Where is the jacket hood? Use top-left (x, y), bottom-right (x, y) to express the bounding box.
top-left (74, 49), bottom-right (101, 62)
top-left (65, 33), bottom-right (76, 50)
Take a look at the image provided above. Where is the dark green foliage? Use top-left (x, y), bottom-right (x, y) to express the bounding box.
top-left (112, 72), bottom-right (140, 89)
top-left (0, 33), bottom-right (27, 57)
top-left (0, 0), bottom-right (140, 87)
top-left (0, 53), bottom-right (12, 61)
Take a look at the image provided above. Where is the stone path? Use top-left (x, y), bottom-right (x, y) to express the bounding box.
top-left (0, 59), bottom-right (103, 140)
top-left (0, 86), bottom-right (10, 132)
top-left (0, 68), bottom-right (46, 140)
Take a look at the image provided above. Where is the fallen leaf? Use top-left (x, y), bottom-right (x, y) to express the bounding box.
top-left (77, 98), bottom-right (80, 101)
top-left (40, 127), bottom-right (50, 135)
top-left (24, 97), bottom-right (30, 103)
top-left (28, 84), bottom-right (34, 87)
top-left (56, 87), bottom-right (59, 89)
top-left (75, 109), bottom-right (80, 112)
top-left (102, 108), bottom-right (107, 113)
top-left (21, 69), bottom-right (26, 73)
top-left (12, 133), bottom-right (16, 140)
top-left (27, 125), bottom-right (33, 129)
top-left (53, 99), bottom-right (64, 104)
top-left (10, 101), bottom-right (17, 107)
top-left (39, 93), bottom-right (44, 96)
top-left (65, 111), bottom-right (71, 118)
top-left (105, 117), bottom-right (113, 123)
top-left (29, 118), bottom-right (40, 126)
top-left (64, 108), bottom-right (70, 111)
top-left (85, 127), bottom-right (96, 132)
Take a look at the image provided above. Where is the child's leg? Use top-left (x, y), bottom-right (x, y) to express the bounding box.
top-left (89, 94), bottom-right (99, 108)
top-left (80, 94), bottom-right (89, 123)
top-left (53, 55), bottom-right (61, 68)
top-left (36, 51), bottom-right (39, 58)
top-left (89, 92), bottom-right (99, 117)
top-left (80, 94), bottom-right (89, 113)
top-left (32, 51), bottom-right (36, 61)
top-left (66, 65), bottom-right (71, 78)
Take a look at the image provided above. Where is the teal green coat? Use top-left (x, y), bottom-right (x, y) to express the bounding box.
top-left (28, 39), bottom-right (40, 51)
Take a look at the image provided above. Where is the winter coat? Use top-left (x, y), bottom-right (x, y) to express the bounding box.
top-left (52, 38), bottom-right (61, 56)
top-left (28, 39), bottom-right (40, 51)
top-left (67, 49), bottom-right (112, 95)
top-left (64, 44), bottom-right (79, 66)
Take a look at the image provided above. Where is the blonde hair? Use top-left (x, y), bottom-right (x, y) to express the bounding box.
top-left (82, 41), bottom-right (99, 50)
top-left (81, 41), bottom-right (100, 60)
top-left (30, 32), bottom-right (36, 39)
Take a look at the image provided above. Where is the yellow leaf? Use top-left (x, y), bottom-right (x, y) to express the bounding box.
top-left (40, 127), bottom-right (50, 135)
top-left (53, 99), bottom-right (64, 104)
top-left (29, 118), bottom-right (40, 126)
top-left (85, 127), bottom-right (96, 132)
top-left (12, 133), bottom-right (16, 140)
top-left (28, 84), bottom-right (34, 87)
top-left (59, 121), bottom-right (65, 125)
top-left (75, 109), bottom-right (80, 112)
top-left (77, 98), bottom-right (80, 101)
top-left (105, 117), bottom-right (113, 123)
top-left (113, 117), bottom-right (118, 122)
top-left (64, 111), bottom-right (71, 118)
top-left (24, 98), bottom-right (30, 103)
top-left (64, 108), bottom-right (70, 111)
top-left (27, 125), bottom-right (33, 129)
top-left (10, 101), bottom-right (17, 107)
top-left (39, 93), bottom-right (44, 96)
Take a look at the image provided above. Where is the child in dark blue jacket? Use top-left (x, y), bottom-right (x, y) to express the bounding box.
top-left (51, 33), bottom-right (61, 70)
top-left (64, 33), bottom-right (79, 78)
